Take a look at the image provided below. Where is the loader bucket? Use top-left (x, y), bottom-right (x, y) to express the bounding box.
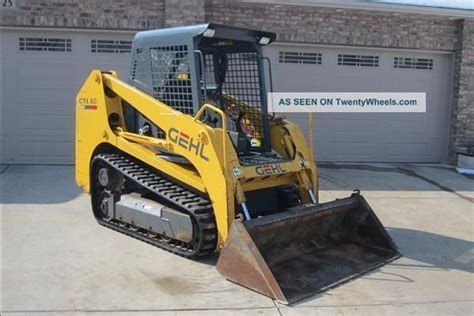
top-left (216, 193), bottom-right (400, 304)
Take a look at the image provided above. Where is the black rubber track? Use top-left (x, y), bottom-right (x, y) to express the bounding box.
top-left (91, 153), bottom-right (217, 258)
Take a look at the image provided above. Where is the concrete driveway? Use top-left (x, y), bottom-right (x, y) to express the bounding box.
top-left (1, 163), bottom-right (473, 315)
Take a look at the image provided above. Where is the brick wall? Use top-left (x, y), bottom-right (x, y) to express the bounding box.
top-left (0, 0), bottom-right (166, 29)
top-left (205, 2), bottom-right (459, 51)
top-left (165, 0), bottom-right (205, 27)
top-left (1, 0), bottom-right (472, 162)
top-left (450, 19), bottom-right (474, 158)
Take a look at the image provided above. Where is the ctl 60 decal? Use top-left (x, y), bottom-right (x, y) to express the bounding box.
top-left (79, 97), bottom-right (97, 110)
top-left (168, 128), bottom-right (209, 161)
top-left (255, 163), bottom-right (287, 176)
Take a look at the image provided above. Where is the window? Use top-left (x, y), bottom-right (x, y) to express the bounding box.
top-left (91, 40), bottom-right (132, 54)
top-left (338, 54), bottom-right (379, 67)
top-left (19, 37), bottom-right (71, 52)
top-left (394, 57), bottom-right (433, 70)
top-left (279, 51), bottom-right (322, 64)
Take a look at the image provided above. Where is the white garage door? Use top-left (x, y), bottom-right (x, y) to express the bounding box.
top-left (1, 31), bottom-right (453, 164)
top-left (265, 45), bottom-right (453, 162)
top-left (1, 29), bottom-right (133, 164)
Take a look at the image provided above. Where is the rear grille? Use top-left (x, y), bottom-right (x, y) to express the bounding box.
top-left (338, 54), bottom-right (379, 67)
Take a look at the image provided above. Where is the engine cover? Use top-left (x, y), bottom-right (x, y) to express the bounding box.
top-left (114, 194), bottom-right (193, 242)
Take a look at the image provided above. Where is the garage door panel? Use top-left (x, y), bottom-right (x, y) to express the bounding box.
top-left (18, 100), bottom-right (73, 116)
top-left (18, 113), bottom-right (73, 134)
top-left (324, 143), bottom-right (381, 161)
top-left (14, 142), bottom-right (73, 164)
top-left (18, 63), bottom-right (75, 88)
top-left (3, 114), bottom-right (73, 139)
top-left (16, 140), bottom-right (73, 158)
top-left (383, 119), bottom-right (430, 134)
top-left (4, 133), bottom-right (73, 163)
top-left (18, 88), bottom-right (74, 114)
top-left (331, 142), bottom-right (380, 154)
top-left (315, 117), bottom-right (379, 131)
top-left (294, 117), bottom-right (381, 141)
top-left (2, 30), bottom-right (132, 164)
top-left (385, 143), bottom-right (433, 161)
top-left (268, 45), bottom-right (451, 162)
top-left (318, 129), bottom-right (380, 142)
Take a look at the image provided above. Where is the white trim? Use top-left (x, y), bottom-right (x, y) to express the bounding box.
top-left (0, 26), bottom-right (137, 34)
top-left (272, 41), bottom-right (455, 54)
top-left (234, 0), bottom-right (474, 18)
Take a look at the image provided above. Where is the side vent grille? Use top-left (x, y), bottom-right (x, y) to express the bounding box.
top-left (91, 40), bottom-right (132, 53)
top-left (131, 49), bottom-right (147, 82)
top-left (394, 57), bottom-right (433, 70)
top-left (131, 61), bottom-right (138, 80)
top-left (338, 54), bottom-right (379, 67)
top-left (279, 51), bottom-right (322, 64)
top-left (19, 37), bottom-right (71, 52)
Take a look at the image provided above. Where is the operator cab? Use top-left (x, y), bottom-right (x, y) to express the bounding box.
top-left (125, 24), bottom-right (282, 164)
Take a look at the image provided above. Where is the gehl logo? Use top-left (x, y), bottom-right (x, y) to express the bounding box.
top-left (168, 128), bottom-right (209, 161)
top-left (255, 163), bottom-right (287, 176)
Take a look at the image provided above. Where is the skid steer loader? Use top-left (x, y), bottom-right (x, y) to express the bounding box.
top-left (75, 24), bottom-right (400, 304)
